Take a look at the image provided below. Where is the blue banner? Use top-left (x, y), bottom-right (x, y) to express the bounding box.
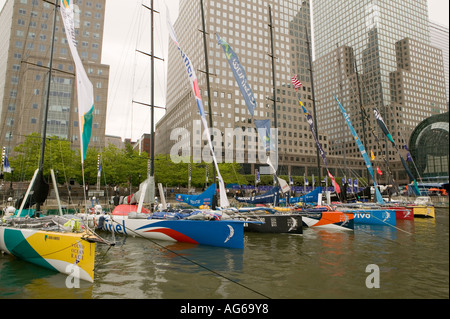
top-left (335, 96), bottom-right (385, 204)
top-left (217, 34), bottom-right (257, 117)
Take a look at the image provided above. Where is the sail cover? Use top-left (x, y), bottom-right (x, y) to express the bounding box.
top-left (176, 184), bottom-right (216, 207)
top-left (236, 186), bottom-right (280, 205)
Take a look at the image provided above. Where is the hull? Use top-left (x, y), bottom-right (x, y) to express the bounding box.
top-left (391, 207), bottom-right (414, 220)
top-left (347, 209), bottom-right (397, 226)
top-left (410, 205), bottom-right (435, 218)
top-left (297, 211), bottom-right (354, 231)
top-left (0, 227), bottom-right (95, 282)
top-left (97, 215), bottom-right (246, 249)
top-left (243, 214), bottom-right (303, 234)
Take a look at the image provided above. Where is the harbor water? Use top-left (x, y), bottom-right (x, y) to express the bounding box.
top-left (1, 208), bottom-right (448, 299)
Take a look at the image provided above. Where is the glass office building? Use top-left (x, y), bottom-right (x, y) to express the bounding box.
top-left (312, 0), bottom-right (447, 183)
top-left (409, 112), bottom-right (449, 181)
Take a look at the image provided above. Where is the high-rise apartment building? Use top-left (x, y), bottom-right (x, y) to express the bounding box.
top-left (156, 0), bottom-right (334, 178)
top-left (312, 0), bottom-right (447, 183)
top-left (0, 0), bottom-right (109, 157)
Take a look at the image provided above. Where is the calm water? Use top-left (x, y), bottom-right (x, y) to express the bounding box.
top-left (1, 208), bottom-right (448, 300)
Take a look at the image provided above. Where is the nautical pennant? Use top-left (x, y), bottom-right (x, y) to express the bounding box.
top-left (60, 0), bottom-right (94, 163)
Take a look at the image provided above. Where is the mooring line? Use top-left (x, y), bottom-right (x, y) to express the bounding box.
top-left (99, 215), bottom-right (272, 299)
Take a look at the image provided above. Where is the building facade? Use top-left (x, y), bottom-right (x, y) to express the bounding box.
top-left (156, 0), bottom-right (336, 180)
top-left (429, 21), bottom-right (449, 104)
top-left (0, 0), bottom-right (109, 157)
top-left (312, 0), bottom-right (447, 184)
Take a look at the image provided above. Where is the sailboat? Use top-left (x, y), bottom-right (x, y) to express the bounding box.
top-left (84, 2), bottom-right (253, 249)
top-left (214, 7), bottom-right (353, 232)
top-left (0, 0), bottom-right (111, 283)
top-left (371, 108), bottom-right (435, 218)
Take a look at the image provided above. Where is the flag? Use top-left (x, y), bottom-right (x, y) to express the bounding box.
top-left (371, 150), bottom-right (375, 161)
top-left (304, 176), bottom-right (309, 186)
top-left (406, 153), bottom-right (413, 162)
top-left (278, 177), bottom-right (291, 193)
top-left (217, 34), bottom-right (256, 117)
top-left (97, 163), bottom-right (102, 177)
top-left (60, 1), bottom-right (94, 163)
top-left (3, 154), bottom-right (11, 173)
top-left (256, 169), bottom-right (260, 184)
top-left (301, 105), bottom-right (327, 166)
top-left (335, 96), bottom-right (384, 204)
top-left (168, 12), bottom-right (229, 207)
top-left (289, 175), bottom-right (293, 185)
top-left (254, 119), bottom-right (274, 152)
top-left (328, 171), bottom-right (340, 193)
top-left (291, 75), bottom-right (303, 90)
top-left (373, 108), bottom-right (396, 146)
top-left (377, 166), bottom-right (383, 175)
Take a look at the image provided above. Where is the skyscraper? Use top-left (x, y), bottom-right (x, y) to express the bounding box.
top-left (156, 0), bottom-right (334, 179)
top-left (313, 0), bottom-right (447, 183)
top-left (0, 0), bottom-right (109, 157)
top-left (429, 21), bottom-right (449, 103)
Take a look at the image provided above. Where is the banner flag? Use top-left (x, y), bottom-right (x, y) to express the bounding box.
top-left (167, 12), bottom-right (229, 207)
top-left (60, 0), bottom-right (94, 163)
top-left (335, 96), bottom-right (385, 204)
top-left (217, 34), bottom-right (257, 117)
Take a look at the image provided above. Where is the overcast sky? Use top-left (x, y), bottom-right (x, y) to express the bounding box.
top-left (0, 0), bottom-right (448, 141)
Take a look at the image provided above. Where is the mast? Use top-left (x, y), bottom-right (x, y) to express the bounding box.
top-left (336, 44), bottom-right (349, 179)
top-left (200, 0), bottom-right (217, 209)
top-left (36, 0), bottom-right (58, 211)
top-left (305, 22), bottom-right (322, 185)
top-left (268, 5), bottom-right (278, 135)
top-left (150, 0), bottom-right (155, 179)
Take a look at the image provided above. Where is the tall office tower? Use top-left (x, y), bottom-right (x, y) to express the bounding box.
top-left (312, 0), bottom-right (447, 183)
top-left (156, 0), bottom-right (331, 178)
top-left (0, 0), bottom-right (109, 157)
top-left (430, 21), bottom-right (449, 104)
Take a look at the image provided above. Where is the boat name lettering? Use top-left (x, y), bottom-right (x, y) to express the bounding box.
top-left (102, 218), bottom-right (127, 235)
top-left (355, 213), bottom-right (371, 219)
top-left (47, 236), bottom-right (60, 240)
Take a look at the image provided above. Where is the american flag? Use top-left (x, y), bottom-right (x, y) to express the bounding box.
top-left (291, 75), bottom-right (303, 90)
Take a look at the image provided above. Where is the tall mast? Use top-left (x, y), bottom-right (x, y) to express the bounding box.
top-left (268, 5), bottom-right (278, 176)
top-left (35, 0), bottom-right (58, 211)
top-left (305, 22), bottom-right (322, 184)
top-left (39, 0), bottom-right (58, 173)
top-left (199, 0), bottom-right (217, 208)
top-left (150, 0), bottom-right (155, 178)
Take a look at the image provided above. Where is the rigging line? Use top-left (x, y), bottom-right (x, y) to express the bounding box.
top-left (104, 1), bottom-right (141, 128)
top-left (358, 76), bottom-right (426, 187)
top-left (105, 214), bottom-right (271, 299)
